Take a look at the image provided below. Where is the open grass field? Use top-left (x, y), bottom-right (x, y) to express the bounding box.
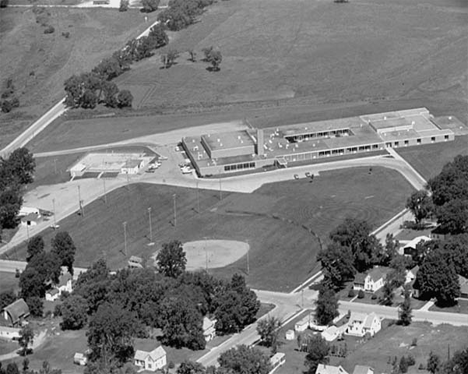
top-left (115, 0), bottom-right (467, 118)
top-left (0, 271), bottom-right (20, 293)
top-left (396, 135), bottom-right (468, 181)
top-left (7, 166), bottom-right (413, 291)
top-left (0, 7), bottom-right (159, 149)
top-left (337, 322), bottom-right (468, 374)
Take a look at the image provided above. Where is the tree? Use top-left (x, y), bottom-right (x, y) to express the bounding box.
top-left (117, 90), bottom-right (133, 108)
top-left (51, 231), bottom-right (76, 275)
top-left (440, 234), bottom-right (468, 277)
top-left (202, 47), bottom-right (222, 71)
top-left (443, 348), bottom-right (468, 374)
top-left (406, 190), bottom-right (433, 225)
top-left (304, 336), bottom-right (330, 374)
top-left (81, 89), bottom-right (98, 109)
top-left (400, 356), bottom-right (409, 374)
top-left (0, 184), bottom-right (23, 229)
top-left (398, 288), bottom-right (412, 326)
top-left (18, 325), bottom-right (34, 356)
top-left (427, 351), bottom-right (441, 374)
top-left (157, 240), bottom-right (187, 278)
top-left (26, 296), bottom-right (44, 317)
top-left (148, 24), bottom-right (169, 48)
top-left (256, 316), bottom-right (281, 350)
top-left (163, 49), bottom-right (180, 68)
top-left (27, 235), bottom-right (45, 262)
top-left (3, 148), bottom-right (35, 185)
top-left (87, 302), bottom-right (138, 365)
top-left (218, 345), bottom-right (271, 374)
top-left (5, 363), bottom-right (19, 374)
top-left (436, 199), bottom-right (468, 235)
top-left (141, 0), bottom-right (159, 12)
top-left (61, 294), bottom-right (88, 330)
top-left (380, 281), bottom-right (394, 306)
top-left (0, 290), bottom-right (16, 311)
top-left (415, 250), bottom-right (460, 306)
top-left (317, 242), bottom-right (355, 290)
top-left (20, 252), bottom-right (62, 299)
top-left (119, 0), bottom-right (129, 11)
top-left (0, 0), bottom-right (9, 8)
top-left (315, 287), bottom-right (339, 325)
top-left (177, 360), bottom-right (206, 374)
top-left (188, 49), bottom-right (197, 62)
top-left (159, 297), bottom-right (205, 350)
top-left (329, 218), bottom-right (381, 272)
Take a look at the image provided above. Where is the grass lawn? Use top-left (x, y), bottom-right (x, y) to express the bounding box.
top-left (0, 271), bottom-right (20, 293)
top-left (395, 228), bottom-right (434, 241)
top-left (336, 322), bottom-right (468, 374)
top-left (0, 338), bottom-right (19, 356)
top-left (429, 299), bottom-right (468, 314)
top-left (0, 7), bottom-right (160, 149)
top-left (396, 135), bottom-right (468, 181)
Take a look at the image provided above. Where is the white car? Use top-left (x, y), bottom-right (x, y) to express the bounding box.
top-left (181, 166), bottom-right (193, 174)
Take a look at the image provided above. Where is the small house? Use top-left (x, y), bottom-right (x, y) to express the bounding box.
top-left (403, 236), bottom-right (431, 257)
top-left (430, 226), bottom-right (450, 241)
top-left (0, 326), bottom-right (21, 340)
top-left (21, 213), bottom-right (41, 227)
top-left (353, 365), bottom-right (374, 374)
top-left (459, 275), bottom-right (468, 298)
top-left (315, 364), bottom-right (349, 374)
top-left (121, 159), bottom-right (144, 175)
top-left (285, 329), bottom-right (295, 340)
top-left (295, 315), bottom-right (310, 332)
top-left (134, 346), bottom-right (167, 372)
top-left (2, 299), bottom-right (29, 326)
top-left (269, 352), bottom-right (286, 372)
top-left (405, 265), bottom-right (419, 284)
top-left (128, 256), bottom-right (143, 269)
top-left (203, 316), bottom-right (216, 342)
top-left (353, 267), bottom-right (389, 292)
top-left (321, 324), bottom-right (348, 342)
top-left (45, 273), bottom-right (73, 302)
top-left (74, 352), bottom-right (88, 366)
top-left (346, 312), bottom-right (381, 337)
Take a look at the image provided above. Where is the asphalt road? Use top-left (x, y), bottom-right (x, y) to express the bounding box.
top-left (0, 260), bottom-right (87, 279)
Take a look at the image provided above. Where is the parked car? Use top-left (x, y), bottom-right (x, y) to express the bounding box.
top-left (181, 166), bottom-right (193, 174)
top-left (294, 174), bottom-right (299, 180)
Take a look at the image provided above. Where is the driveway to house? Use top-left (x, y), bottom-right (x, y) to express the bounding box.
top-left (0, 329), bottom-right (47, 362)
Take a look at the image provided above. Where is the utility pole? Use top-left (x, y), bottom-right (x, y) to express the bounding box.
top-left (173, 194), bottom-right (177, 227)
top-left (52, 198), bottom-right (57, 228)
top-left (196, 180), bottom-right (200, 213)
top-left (103, 178), bottom-right (107, 204)
top-left (247, 249), bottom-right (250, 275)
top-left (148, 207), bottom-right (153, 243)
top-left (123, 221), bottom-right (128, 256)
top-left (219, 179), bottom-right (222, 200)
top-left (54, 158), bottom-right (57, 174)
top-left (78, 185), bottom-right (84, 216)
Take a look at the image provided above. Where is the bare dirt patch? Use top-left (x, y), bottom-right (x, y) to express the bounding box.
top-left (183, 239), bottom-right (249, 271)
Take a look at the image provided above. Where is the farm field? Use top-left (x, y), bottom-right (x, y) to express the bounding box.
top-left (8, 166), bottom-right (413, 291)
top-left (396, 135), bottom-right (468, 181)
top-left (0, 7), bottom-right (159, 149)
top-left (115, 0), bottom-right (467, 120)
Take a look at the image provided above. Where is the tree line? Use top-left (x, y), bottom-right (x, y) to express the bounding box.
top-left (0, 148), bottom-right (35, 242)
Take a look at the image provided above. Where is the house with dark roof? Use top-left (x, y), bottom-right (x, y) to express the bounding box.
top-left (2, 299), bottom-right (29, 326)
top-left (405, 265), bottom-right (419, 284)
top-left (353, 267), bottom-right (389, 292)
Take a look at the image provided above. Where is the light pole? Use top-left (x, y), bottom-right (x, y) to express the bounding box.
top-left (148, 207), bottom-right (153, 244)
top-left (52, 198), bottom-right (57, 228)
top-left (196, 180), bottom-right (200, 213)
top-left (78, 185), bottom-right (84, 216)
top-left (246, 248), bottom-right (250, 275)
top-left (103, 178), bottom-right (107, 204)
top-left (173, 194), bottom-right (177, 227)
top-left (123, 221), bottom-right (128, 256)
top-left (219, 179), bottom-right (222, 200)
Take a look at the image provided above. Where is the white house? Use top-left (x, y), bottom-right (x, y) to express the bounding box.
top-left (346, 312), bottom-right (381, 337)
top-left (285, 329), bottom-right (295, 340)
top-left (295, 314), bottom-right (311, 332)
top-left (321, 324), bottom-right (348, 342)
top-left (46, 273), bottom-right (73, 302)
top-left (269, 352), bottom-right (286, 372)
top-left (0, 326), bottom-right (21, 340)
top-left (73, 352), bottom-right (88, 366)
top-left (20, 213), bottom-right (41, 227)
top-left (19, 207), bottom-right (40, 217)
top-left (353, 365), bottom-right (374, 374)
top-left (134, 346), bottom-right (167, 372)
top-left (405, 265), bottom-right (419, 284)
top-left (315, 364), bottom-right (349, 374)
top-left (353, 267), bottom-right (389, 292)
top-left (203, 316), bottom-right (217, 342)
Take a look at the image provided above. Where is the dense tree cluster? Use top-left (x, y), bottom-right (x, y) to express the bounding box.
top-left (0, 360), bottom-right (63, 374)
top-left (304, 336), bottom-right (330, 374)
top-left (68, 247), bottom-right (259, 367)
top-left (427, 155), bottom-right (468, 234)
top-left (158, 0), bottom-right (215, 31)
top-left (141, 0), bottom-right (159, 12)
top-left (315, 287), bottom-right (339, 326)
top-left (0, 148), bottom-right (35, 241)
top-left (256, 316), bottom-right (281, 353)
top-left (406, 189), bottom-right (433, 226)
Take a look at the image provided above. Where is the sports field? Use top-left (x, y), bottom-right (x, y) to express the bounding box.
top-left (7, 166), bottom-right (413, 291)
top-left (0, 7), bottom-right (159, 149)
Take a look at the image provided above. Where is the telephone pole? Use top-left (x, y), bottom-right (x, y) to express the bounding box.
top-left (52, 198), bottom-right (57, 228)
top-left (173, 194), bottom-right (177, 227)
top-left (148, 207), bottom-right (153, 244)
top-left (123, 221), bottom-right (128, 256)
top-left (103, 178), bottom-right (107, 204)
